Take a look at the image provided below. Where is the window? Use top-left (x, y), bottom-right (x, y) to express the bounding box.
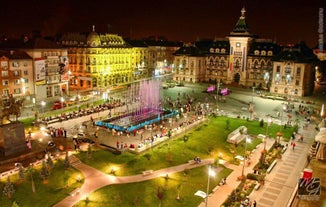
top-left (1, 61), bottom-right (8, 69)
top-left (261, 51), bottom-right (266, 56)
top-left (254, 50), bottom-right (259, 55)
top-left (276, 66), bottom-right (280, 73)
top-left (23, 62), bottom-right (28, 67)
top-left (21, 78), bottom-right (28, 83)
top-left (2, 80), bottom-right (9, 86)
top-left (296, 67), bottom-right (301, 76)
top-left (23, 70), bottom-right (28, 75)
top-left (295, 80), bottom-right (300, 86)
top-left (3, 89), bottom-right (9, 96)
top-left (13, 70), bottom-right (20, 76)
top-left (267, 51), bottom-right (273, 56)
top-left (14, 88), bottom-right (21, 94)
top-left (12, 62), bottom-right (19, 67)
top-left (2, 71), bottom-right (8, 77)
top-left (14, 79), bottom-right (20, 85)
top-left (285, 65), bottom-right (291, 74)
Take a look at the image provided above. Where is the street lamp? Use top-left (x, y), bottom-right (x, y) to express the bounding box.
top-left (251, 86), bottom-right (255, 103)
top-left (41, 101), bottom-right (46, 115)
top-left (240, 136), bottom-right (251, 179)
top-left (266, 116), bottom-right (272, 139)
top-left (279, 104), bottom-right (286, 131)
top-left (205, 165), bottom-right (216, 207)
top-left (60, 97), bottom-right (65, 110)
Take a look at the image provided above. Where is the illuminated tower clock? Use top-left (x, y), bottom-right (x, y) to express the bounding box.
top-left (227, 7), bottom-right (254, 85)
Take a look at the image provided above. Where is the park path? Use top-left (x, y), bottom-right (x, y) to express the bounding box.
top-left (53, 158), bottom-right (214, 207)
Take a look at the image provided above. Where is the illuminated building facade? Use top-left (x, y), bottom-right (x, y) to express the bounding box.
top-left (0, 38), bottom-right (69, 103)
top-left (173, 7), bottom-right (318, 96)
top-left (0, 50), bottom-right (34, 101)
top-left (60, 26), bottom-right (134, 93)
top-left (270, 43), bottom-right (318, 96)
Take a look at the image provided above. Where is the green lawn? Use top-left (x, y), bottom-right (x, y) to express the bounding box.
top-left (77, 116), bottom-right (294, 176)
top-left (74, 166), bottom-right (233, 207)
top-left (0, 159), bottom-right (83, 207)
top-left (0, 116), bottom-right (294, 207)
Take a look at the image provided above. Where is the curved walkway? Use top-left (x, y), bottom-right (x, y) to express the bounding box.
top-left (53, 158), bottom-right (214, 207)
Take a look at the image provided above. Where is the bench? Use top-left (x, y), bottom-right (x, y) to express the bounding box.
top-left (212, 186), bottom-right (220, 192)
top-left (282, 146), bottom-right (287, 153)
top-left (142, 170), bottom-right (153, 176)
top-left (254, 182), bottom-right (261, 190)
top-left (267, 160), bottom-right (277, 173)
top-left (70, 188), bottom-right (80, 196)
top-left (99, 143), bottom-right (121, 155)
top-left (227, 126), bottom-right (247, 144)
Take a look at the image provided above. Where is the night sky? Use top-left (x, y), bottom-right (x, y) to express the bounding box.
top-left (0, 0), bottom-right (325, 47)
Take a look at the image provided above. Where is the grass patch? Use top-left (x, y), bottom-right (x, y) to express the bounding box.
top-left (74, 166), bottom-right (233, 207)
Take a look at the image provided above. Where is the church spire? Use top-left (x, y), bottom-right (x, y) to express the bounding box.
top-left (241, 7), bottom-right (246, 18)
top-left (229, 7), bottom-right (252, 37)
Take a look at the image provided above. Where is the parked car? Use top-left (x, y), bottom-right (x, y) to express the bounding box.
top-left (52, 101), bottom-right (66, 110)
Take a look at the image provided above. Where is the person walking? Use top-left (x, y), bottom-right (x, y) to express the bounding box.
top-left (292, 141), bottom-right (296, 150)
top-left (252, 200), bottom-right (257, 207)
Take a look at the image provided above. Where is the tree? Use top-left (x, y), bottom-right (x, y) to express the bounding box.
top-left (87, 144), bottom-right (92, 159)
top-left (40, 160), bottom-right (50, 182)
top-left (225, 118), bottom-right (230, 130)
top-left (157, 187), bottom-right (165, 207)
top-left (3, 176), bottom-right (15, 199)
top-left (248, 103), bottom-right (254, 120)
top-left (64, 151), bottom-right (70, 169)
top-left (18, 163), bottom-right (24, 181)
top-left (176, 184), bottom-right (182, 200)
top-left (26, 165), bottom-right (36, 193)
top-left (46, 153), bottom-right (53, 169)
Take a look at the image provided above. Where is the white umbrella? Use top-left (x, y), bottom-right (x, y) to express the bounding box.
top-left (315, 130), bottom-right (326, 143)
top-left (319, 119), bottom-right (325, 129)
top-left (315, 130), bottom-right (326, 160)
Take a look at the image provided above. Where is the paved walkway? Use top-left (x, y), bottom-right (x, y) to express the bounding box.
top-left (198, 123), bottom-right (317, 207)
top-left (53, 158), bottom-right (214, 207)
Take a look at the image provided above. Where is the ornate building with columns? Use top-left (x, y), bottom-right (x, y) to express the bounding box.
top-left (173, 7), bottom-right (318, 96)
top-left (60, 26), bottom-right (134, 93)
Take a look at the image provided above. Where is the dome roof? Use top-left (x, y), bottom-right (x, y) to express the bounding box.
top-left (87, 25), bottom-right (101, 47)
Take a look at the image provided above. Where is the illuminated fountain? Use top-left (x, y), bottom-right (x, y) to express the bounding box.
top-left (95, 79), bottom-right (178, 132)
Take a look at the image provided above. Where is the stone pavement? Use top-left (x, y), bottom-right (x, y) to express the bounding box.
top-left (249, 123), bottom-right (317, 207)
top-left (53, 158), bottom-right (214, 207)
top-left (198, 123), bottom-right (317, 207)
top-left (198, 135), bottom-right (276, 207)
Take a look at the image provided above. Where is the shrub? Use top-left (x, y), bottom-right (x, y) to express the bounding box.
top-left (246, 173), bottom-right (258, 181)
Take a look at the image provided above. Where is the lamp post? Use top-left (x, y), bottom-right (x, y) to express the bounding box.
top-left (251, 86), bottom-right (255, 103)
top-left (279, 104), bottom-right (286, 131)
top-left (60, 97), bottom-right (65, 110)
top-left (266, 116), bottom-right (272, 139)
top-left (240, 136), bottom-right (251, 179)
top-left (41, 101), bottom-right (46, 115)
top-left (205, 165), bottom-right (216, 207)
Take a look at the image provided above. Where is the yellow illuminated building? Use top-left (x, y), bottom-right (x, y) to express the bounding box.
top-left (60, 26), bottom-right (135, 93)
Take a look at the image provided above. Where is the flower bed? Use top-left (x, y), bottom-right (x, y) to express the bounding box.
top-left (221, 179), bottom-right (256, 207)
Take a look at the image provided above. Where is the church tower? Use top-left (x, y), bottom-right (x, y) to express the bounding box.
top-left (227, 7), bottom-right (254, 85)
